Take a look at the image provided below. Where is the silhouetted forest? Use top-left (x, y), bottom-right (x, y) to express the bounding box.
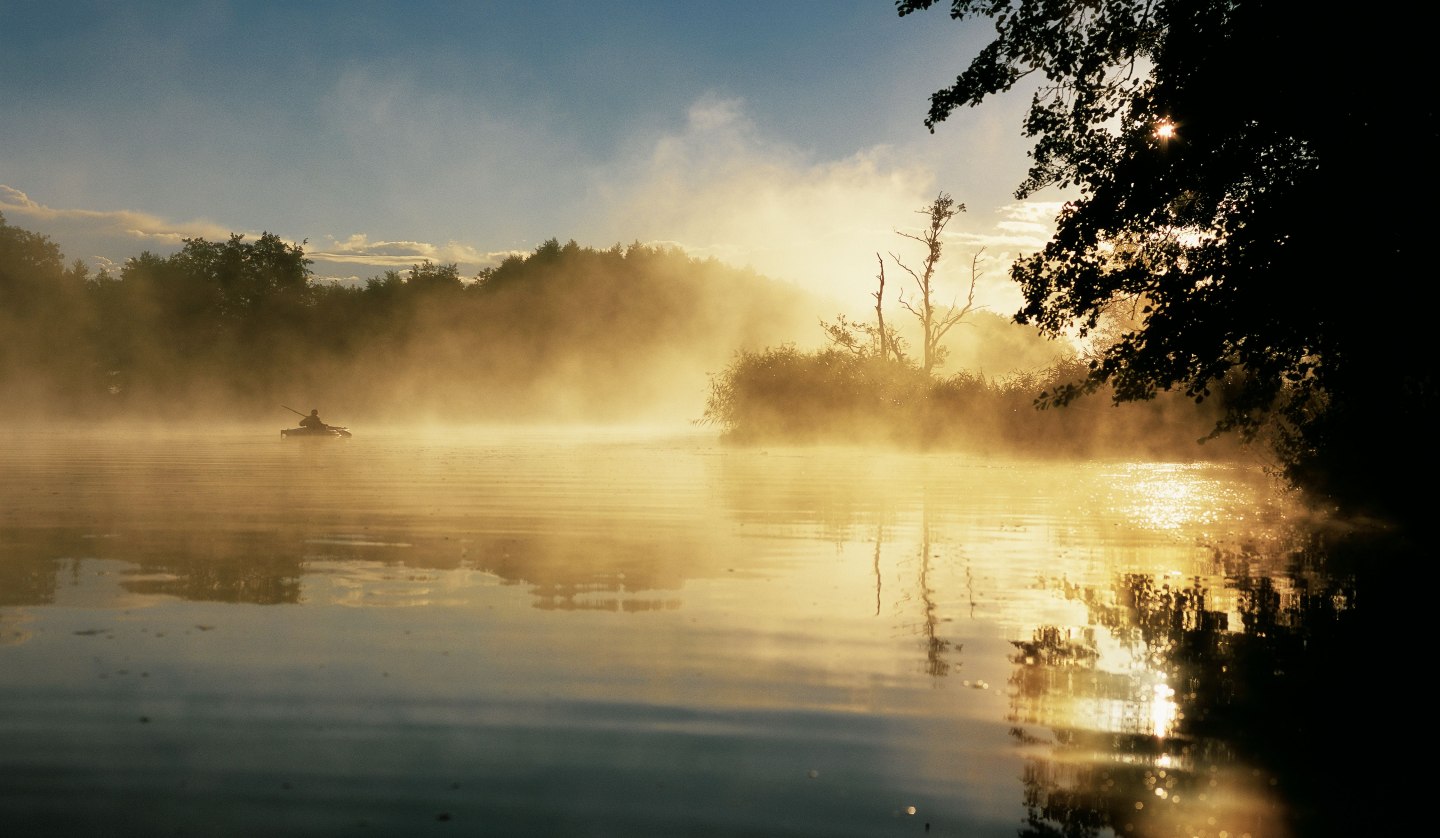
top-left (2, 211), bottom-right (1247, 462)
top-left (0, 214), bottom-right (822, 423)
top-left (2, 210), bottom-right (1265, 466)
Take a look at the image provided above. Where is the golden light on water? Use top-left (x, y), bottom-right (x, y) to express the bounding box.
top-left (1149, 681), bottom-right (1178, 738)
top-left (0, 429), bottom-right (1311, 836)
top-left (1112, 463), bottom-right (1229, 532)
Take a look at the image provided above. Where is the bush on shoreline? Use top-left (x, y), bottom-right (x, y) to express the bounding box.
top-left (701, 347), bottom-right (1242, 461)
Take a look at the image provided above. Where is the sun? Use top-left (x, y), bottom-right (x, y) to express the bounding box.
top-left (1154, 119), bottom-right (1178, 140)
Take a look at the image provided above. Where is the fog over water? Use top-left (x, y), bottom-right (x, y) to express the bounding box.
top-left (0, 425), bottom-right (1346, 837)
top-left (0, 176), bottom-right (1353, 838)
top-left (0, 2), bottom-right (1407, 832)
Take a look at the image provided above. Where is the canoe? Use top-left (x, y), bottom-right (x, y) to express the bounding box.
top-left (281, 426), bottom-right (352, 438)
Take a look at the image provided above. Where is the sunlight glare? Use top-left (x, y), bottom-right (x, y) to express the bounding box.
top-left (1150, 681), bottom-right (1178, 738)
top-left (1115, 464), bottom-right (1216, 531)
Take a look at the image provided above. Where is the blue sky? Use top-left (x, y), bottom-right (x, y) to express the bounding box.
top-left (1, 1), bottom-right (1066, 311)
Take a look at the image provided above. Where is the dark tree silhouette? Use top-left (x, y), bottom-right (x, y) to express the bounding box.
top-left (405, 260), bottom-right (465, 295)
top-left (898, 0), bottom-right (1438, 526)
top-left (0, 226), bottom-right (820, 422)
top-left (0, 212), bottom-right (94, 404)
top-left (892, 192), bottom-right (979, 375)
top-left (169, 232), bottom-right (313, 321)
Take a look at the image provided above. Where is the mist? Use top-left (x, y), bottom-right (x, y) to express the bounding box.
top-left (0, 208), bottom-right (1245, 468)
top-left (0, 221), bottom-right (811, 428)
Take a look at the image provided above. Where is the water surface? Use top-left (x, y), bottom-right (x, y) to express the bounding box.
top-left (0, 427), bottom-right (1351, 836)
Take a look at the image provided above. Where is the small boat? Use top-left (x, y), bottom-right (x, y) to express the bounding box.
top-left (281, 425), bottom-right (352, 438)
top-left (279, 406), bottom-right (351, 438)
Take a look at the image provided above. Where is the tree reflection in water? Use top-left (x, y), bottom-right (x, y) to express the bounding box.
top-left (1007, 531), bottom-right (1372, 838)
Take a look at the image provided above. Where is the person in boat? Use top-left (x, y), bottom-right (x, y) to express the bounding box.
top-left (299, 409), bottom-right (328, 432)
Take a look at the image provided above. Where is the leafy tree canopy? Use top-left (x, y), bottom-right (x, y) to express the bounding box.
top-left (899, 0), bottom-right (1437, 523)
top-left (0, 211), bottom-right (83, 312)
top-left (167, 232), bottom-right (313, 318)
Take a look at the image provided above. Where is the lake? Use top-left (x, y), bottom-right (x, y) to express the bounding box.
top-left (0, 426), bottom-right (1370, 837)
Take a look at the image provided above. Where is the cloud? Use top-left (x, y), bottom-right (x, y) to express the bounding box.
top-left (0, 185), bottom-right (231, 246)
top-left (0, 184), bottom-right (507, 280)
top-left (3, 94), bottom-right (1060, 307)
top-left (0, 185), bottom-right (242, 273)
top-left (310, 234), bottom-right (511, 271)
top-left (591, 96), bottom-right (1057, 316)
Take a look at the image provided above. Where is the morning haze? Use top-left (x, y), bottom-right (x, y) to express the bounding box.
top-left (0, 212), bottom-right (1230, 461)
top-left (0, 2), bottom-right (1416, 837)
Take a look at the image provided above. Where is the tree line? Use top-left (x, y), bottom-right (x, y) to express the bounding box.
top-left (1, 204), bottom-right (1259, 465)
top-left (0, 214), bottom-right (817, 423)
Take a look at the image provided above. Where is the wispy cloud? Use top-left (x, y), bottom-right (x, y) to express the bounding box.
top-left (0, 185), bottom-right (507, 279)
top-left (4, 90), bottom-right (1060, 306)
top-left (1, 185), bottom-right (231, 246)
top-left (310, 234), bottom-right (512, 271)
top-left (593, 96), bottom-right (1056, 315)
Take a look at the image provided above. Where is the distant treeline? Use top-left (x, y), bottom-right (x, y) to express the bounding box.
top-left (0, 214), bottom-right (817, 422)
top-left (2, 212), bottom-right (1243, 461)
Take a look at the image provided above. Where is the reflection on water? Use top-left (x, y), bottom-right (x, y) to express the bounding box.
top-left (0, 427), bottom-right (1373, 836)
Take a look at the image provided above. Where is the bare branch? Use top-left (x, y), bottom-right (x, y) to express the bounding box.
top-left (888, 192), bottom-right (966, 374)
top-left (889, 251), bottom-right (923, 284)
top-left (930, 248), bottom-right (985, 346)
top-left (873, 253), bottom-right (891, 363)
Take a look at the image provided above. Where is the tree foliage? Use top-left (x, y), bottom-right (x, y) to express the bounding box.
top-left (898, 0), bottom-right (1438, 523)
top-left (0, 213), bottom-right (94, 406)
top-left (701, 344), bottom-right (1230, 456)
top-left (0, 222), bottom-right (818, 423)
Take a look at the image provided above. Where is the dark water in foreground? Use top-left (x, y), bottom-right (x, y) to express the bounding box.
top-left (0, 427), bottom-right (1377, 836)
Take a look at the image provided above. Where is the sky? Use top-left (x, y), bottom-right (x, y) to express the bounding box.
top-left (1, 1), bottom-right (1068, 314)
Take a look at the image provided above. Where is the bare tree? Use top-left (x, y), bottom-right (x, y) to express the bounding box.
top-left (820, 254), bottom-right (909, 363)
top-left (872, 253), bottom-right (901, 363)
top-left (893, 193), bottom-right (980, 375)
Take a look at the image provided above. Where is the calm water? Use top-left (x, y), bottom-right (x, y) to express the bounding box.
top-left (0, 426), bottom-right (1364, 837)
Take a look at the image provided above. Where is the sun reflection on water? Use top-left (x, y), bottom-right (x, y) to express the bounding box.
top-left (0, 431), bottom-right (1316, 837)
top-left (1113, 463), bottom-right (1220, 531)
top-left (1149, 681), bottom-right (1177, 738)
